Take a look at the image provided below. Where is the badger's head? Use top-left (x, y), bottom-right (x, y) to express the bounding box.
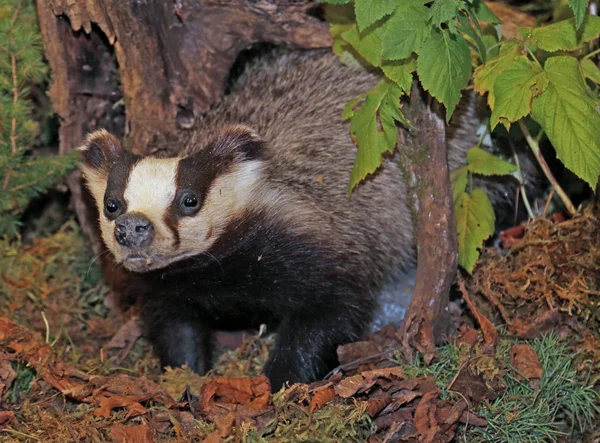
top-left (78, 126), bottom-right (264, 273)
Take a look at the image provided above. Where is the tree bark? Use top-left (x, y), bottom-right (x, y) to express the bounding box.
top-left (397, 87), bottom-right (458, 363)
top-left (36, 0), bottom-right (331, 255)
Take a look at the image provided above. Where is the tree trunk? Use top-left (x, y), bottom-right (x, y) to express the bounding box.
top-left (37, 0), bottom-right (331, 255)
top-left (398, 87), bottom-right (458, 363)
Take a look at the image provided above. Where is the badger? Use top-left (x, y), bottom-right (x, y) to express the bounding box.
top-left (78, 49), bottom-right (527, 390)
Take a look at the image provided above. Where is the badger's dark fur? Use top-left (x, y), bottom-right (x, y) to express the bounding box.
top-left (79, 49), bottom-right (532, 390)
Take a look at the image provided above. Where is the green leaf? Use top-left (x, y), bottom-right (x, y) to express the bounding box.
top-left (473, 40), bottom-right (521, 108)
top-left (342, 94), bottom-right (366, 120)
top-left (455, 189), bottom-right (495, 273)
top-left (519, 16), bottom-right (600, 52)
top-left (381, 2), bottom-right (430, 60)
top-left (471, 0), bottom-right (502, 24)
top-left (382, 57), bottom-right (417, 91)
top-left (580, 58), bottom-right (600, 85)
top-left (429, 0), bottom-right (461, 28)
top-left (531, 56), bottom-right (600, 188)
top-left (490, 57), bottom-right (548, 129)
top-left (451, 165), bottom-right (468, 204)
top-left (417, 28), bottom-right (472, 121)
top-left (326, 4), bottom-right (363, 66)
top-left (568, 0), bottom-right (589, 29)
top-left (355, 0), bottom-right (397, 31)
top-left (457, 13), bottom-right (487, 63)
top-left (348, 80), bottom-right (406, 194)
top-left (467, 146), bottom-right (517, 176)
top-left (341, 23), bottom-right (385, 67)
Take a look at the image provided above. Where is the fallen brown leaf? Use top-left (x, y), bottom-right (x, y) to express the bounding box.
top-left (0, 410), bottom-right (17, 430)
top-left (414, 390), bottom-right (441, 443)
top-left (365, 394), bottom-right (392, 417)
top-left (200, 375), bottom-right (271, 414)
top-left (95, 394), bottom-right (148, 418)
top-left (0, 359), bottom-right (17, 400)
top-left (309, 386), bottom-right (336, 413)
top-left (334, 374), bottom-right (366, 398)
top-left (203, 411), bottom-right (236, 443)
top-left (103, 319), bottom-right (143, 365)
top-left (455, 326), bottom-right (481, 345)
top-left (510, 344), bottom-right (543, 379)
top-left (110, 422), bottom-right (155, 443)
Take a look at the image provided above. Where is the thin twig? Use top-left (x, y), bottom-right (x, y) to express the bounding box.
top-left (511, 142), bottom-right (535, 219)
top-left (518, 120), bottom-right (576, 215)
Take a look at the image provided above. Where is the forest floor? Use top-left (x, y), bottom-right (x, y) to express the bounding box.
top-left (0, 205), bottom-right (599, 442)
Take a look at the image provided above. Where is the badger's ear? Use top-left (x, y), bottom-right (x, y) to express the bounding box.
top-left (77, 129), bottom-right (123, 174)
top-left (213, 125), bottom-right (264, 161)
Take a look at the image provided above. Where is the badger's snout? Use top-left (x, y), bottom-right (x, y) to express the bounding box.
top-left (114, 213), bottom-right (155, 248)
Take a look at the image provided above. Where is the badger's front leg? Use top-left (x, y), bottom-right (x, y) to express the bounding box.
top-left (264, 312), bottom-right (365, 391)
top-left (145, 313), bottom-right (212, 374)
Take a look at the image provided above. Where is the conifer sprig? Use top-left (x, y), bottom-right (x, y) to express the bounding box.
top-left (0, 0), bottom-right (76, 237)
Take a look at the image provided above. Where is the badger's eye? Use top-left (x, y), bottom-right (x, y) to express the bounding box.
top-left (179, 192), bottom-right (200, 216)
top-left (184, 196), bottom-right (197, 207)
top-left (104, 198), bottom-right (122, 219)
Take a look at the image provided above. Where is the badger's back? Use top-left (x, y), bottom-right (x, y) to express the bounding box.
top-left (184, 50), bottom-right (418, 288)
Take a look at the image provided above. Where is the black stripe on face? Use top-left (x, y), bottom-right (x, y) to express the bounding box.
top-left (166, 126), bottom-right (264, 248)
top-left (104, 151), bottom-right (140, 216)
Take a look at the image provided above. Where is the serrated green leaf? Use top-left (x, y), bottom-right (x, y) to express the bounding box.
top-left (451, 165), bottom-right (469, 204)
top-left (355, 0), bottom-right (397, 31)
top-left (457, 13), bottom-right (487, 63)
top-left (429, 0), bottom-right (461, 28)
top-left (342, 22), bottom-right (385, 67)
top-left (531, 56), bottom-right (600, 188)
top-left (490, 57), bottom-right (548, 129)
top-left (455, 189), bottom-right (495, 273)
top-left (580, 58), bottom-right (600, 85)
top-left (382, 57), bottom-right (417, 91)
top-left (568, 0), bottom-right (589, 29)
top-left (381, 2), bottom-right (430, 60)
top-left (348, 80), bottom-right (405, 194)
top-left (467, 146), bottom-right (517, 176)
top-left (343, 94), bottom-right (366, 120)
top-left (471, 0), bottom-right (502, 24)
top-left (473, 40), bottom-right (521, 108)
top-left (417, 28), bottom-right (472, 121)
top-left (326, 4), bottom-right (360, 64)
top-left (519, 15), bottom-right (600, 52)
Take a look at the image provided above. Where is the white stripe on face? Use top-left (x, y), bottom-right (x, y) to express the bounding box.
top-left (123, 156), bottom-right (179, 228)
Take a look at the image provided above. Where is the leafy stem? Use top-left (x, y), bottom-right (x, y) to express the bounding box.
top-left (517, 120), bottom-right (576, 215)
top-left (510, 142), bottom-right (535, 219)
top-left (525, 44), bottom-right (542, 67)
top-left (583, 47), bottom-right (600, 60)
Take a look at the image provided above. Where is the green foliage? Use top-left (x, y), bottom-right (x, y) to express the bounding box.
top-left (531, 56), bottom-right (600, 189)
top-left (325, 0), bottom-right (501, 194)
top-left (473, 334), bottom-right (600, 442)
top-left (519, 15), bottom-right (600, 52)
top-left (325, 0), bottom-right (600, 271)
top-left (0, 0), bottom-right (76, 238)
top-left (344, 79), bottom-right (408, 194)
top-left (568, 0), bottom-right (589, 29)
top-left (397, 334), bottom-right (599, 442)
top-left (455, 188), bottom-right (495, 273)
top-left (417, 27), bottom-right (471, 119)
top-left (452, 146), bottom-right (517, 273)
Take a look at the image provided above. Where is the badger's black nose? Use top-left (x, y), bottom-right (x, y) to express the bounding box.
top-left (114, 213), bottom-right (154, 247)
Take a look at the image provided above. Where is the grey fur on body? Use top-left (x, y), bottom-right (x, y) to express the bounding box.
top-left (182, 49), bottom-right (520, 328)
